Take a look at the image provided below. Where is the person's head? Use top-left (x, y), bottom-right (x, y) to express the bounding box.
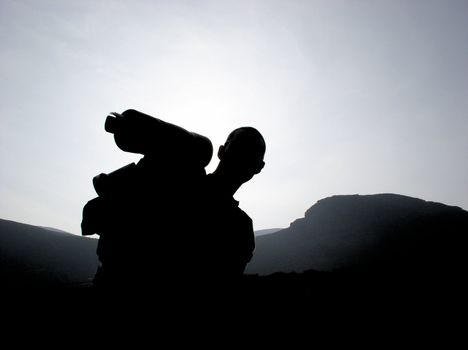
top-left (216, 127), bottom-right (266, 184)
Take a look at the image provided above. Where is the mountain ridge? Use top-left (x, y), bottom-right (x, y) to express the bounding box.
top-left (2, 192), bottom-right (467, 289)
top-left (246, 193), bottom-right (468, 275)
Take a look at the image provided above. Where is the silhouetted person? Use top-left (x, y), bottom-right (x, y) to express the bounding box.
top-left (186, 127), bottom-right (266, 287)
top-left (82, 110), bottom-right (266, 294)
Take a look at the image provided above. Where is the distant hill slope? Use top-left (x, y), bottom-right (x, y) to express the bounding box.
top-left (254, 228), bottom-right (283, 236)
top-left (0, 219), bottom-right (98, 287)
top-left (246, 194), bottom-right (468, 275)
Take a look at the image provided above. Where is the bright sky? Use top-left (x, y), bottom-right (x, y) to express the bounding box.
top-left (1, 0), bottom-right (467, 235)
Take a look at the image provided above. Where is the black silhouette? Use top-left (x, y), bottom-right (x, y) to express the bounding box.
top-left (183, 127), bottom-right (266, 287)
top-left (81, 109), bottom-right (214, 289)
top-left (81, 109), bottom-right (266, 293)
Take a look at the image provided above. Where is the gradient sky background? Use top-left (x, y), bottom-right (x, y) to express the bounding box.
top-left (1, 0), bottom-right (467, 235)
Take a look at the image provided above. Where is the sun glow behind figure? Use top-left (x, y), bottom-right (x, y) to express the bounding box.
top-left (1, 0), bottom-right (468, 235)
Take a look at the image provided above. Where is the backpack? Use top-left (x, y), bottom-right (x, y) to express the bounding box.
top-left (81, 109), bottom-right (213, 237)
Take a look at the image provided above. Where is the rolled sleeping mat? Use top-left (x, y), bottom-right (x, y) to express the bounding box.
top-left (92, 162), bottom-right (137, 197)
top-left (104, 109), bottom-right (213, 168)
